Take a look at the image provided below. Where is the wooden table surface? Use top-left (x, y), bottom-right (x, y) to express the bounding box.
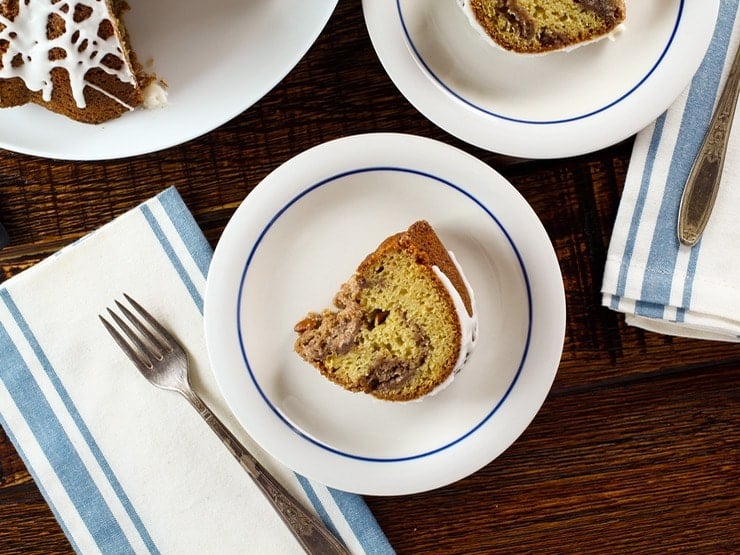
top-left (1, 2), bottom-right (738, 554)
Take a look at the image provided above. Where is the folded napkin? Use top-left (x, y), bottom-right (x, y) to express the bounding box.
top-left (0, 187), bottom-right (394, 554)
top-left (602, 2), bottom-right (740, 342)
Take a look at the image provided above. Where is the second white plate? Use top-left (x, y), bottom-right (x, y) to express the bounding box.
top-left (204, 133), bottom-right (566, 495)
top-left (363, 0), bottom-right (719, 158)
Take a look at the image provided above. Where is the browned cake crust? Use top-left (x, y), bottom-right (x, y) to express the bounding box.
top-left (359, 220), bottom-right (474, 317)
top-left (0, 0), bottom-right (147, 124)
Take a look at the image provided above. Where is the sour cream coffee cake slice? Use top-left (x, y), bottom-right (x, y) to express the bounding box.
top-left (294, 220), bottom-right (478, 402)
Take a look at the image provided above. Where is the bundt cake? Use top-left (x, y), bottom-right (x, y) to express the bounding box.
top-left (458, 0), bottom-right (626, 54)
top-left (0, 0), bottom-right (162, 123)
top-left (294, 220), bottom-right (478, 402)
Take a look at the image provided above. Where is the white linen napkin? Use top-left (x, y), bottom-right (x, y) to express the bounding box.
top-left (602, 1), bottom-right (740, 342)
top-left (0, 187), bottom-right (394, 554)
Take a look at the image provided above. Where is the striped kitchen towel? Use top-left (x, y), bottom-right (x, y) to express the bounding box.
top-left (602, 0), bottom-right (739, 342)
top-left (0, 187), bottom-right (394, 554)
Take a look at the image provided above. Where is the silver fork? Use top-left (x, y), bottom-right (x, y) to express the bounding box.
top-left (100, 294), bottom-right (350, 555)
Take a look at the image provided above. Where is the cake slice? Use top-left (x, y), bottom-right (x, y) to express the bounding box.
top-left (0, 0), bottom-right (158, 123)
top-left (458, 0), bottom-right (626, 54)
top-left (294, 220), bottom-right (478, 402)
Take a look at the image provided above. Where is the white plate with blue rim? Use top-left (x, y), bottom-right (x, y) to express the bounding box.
top-left (362, 0), bottom-right (719, 159)
top-left (204, 133), bottom-right (566, 495)
top-left (0, 0), bottom-right (337, 160)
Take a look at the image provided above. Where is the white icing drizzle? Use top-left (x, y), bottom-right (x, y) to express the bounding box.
top-left (0, 0), bottom-right (136, 108)
top-left (426, 250), bottom-right (479, 397)
top-left (85, 80), bottom-right (133, 110)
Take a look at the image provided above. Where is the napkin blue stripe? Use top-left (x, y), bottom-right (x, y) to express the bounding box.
top-left (681, 248), bottom-right (702, 320)
top-left (141, 204), bottom-right (204, 313)
top-left (636, 0), bottom-right (737, 318)
top-left (0, 290), bottom-right (159, 555)
top-left (0, 412), bottom-right (81, 554)
top-left (0, 319), bottom-right (135, 554)
top-left (328, 487), bottom-right (395, 554)
top-left (294, 476), bottom-right (341, 537)
top-left (634, 299), bottom-right (665, 320)
top-left (294, 476), bottom-right (395, 554)
top-left (157, 187), bottom-right (212, 279)
top-left (612, 113), bottom-right (667, 306)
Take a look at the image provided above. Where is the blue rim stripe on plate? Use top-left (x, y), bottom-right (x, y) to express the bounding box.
top-left (397, 0), bottom-right (685, 125)
top-left (235, 167), bottom-right (534, 463)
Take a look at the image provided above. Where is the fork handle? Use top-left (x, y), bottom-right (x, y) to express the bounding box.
top-left (677, 44), bottom-right (740, 246)
top-left (181, 389), bottom-right (350, 555)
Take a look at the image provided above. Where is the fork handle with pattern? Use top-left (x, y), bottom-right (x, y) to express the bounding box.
top-left (180, 388), bottom-right (350, 554)
top-left (678, 44), bottom-right (740, 246)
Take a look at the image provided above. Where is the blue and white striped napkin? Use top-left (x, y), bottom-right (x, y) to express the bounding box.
top-left (602, 1), bottom-right (740, 342)
top-left (0, 187), bottom-right (394, 554)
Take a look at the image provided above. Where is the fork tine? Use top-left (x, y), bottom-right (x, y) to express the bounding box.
top-left (107, 307), bottom-right (161, 362)
top-left (99, 313), bottom-right (154, 373)
top-left (123, 293), bottom-right (178, 351)
top-left (115, 299), bottom-right (168, 355)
